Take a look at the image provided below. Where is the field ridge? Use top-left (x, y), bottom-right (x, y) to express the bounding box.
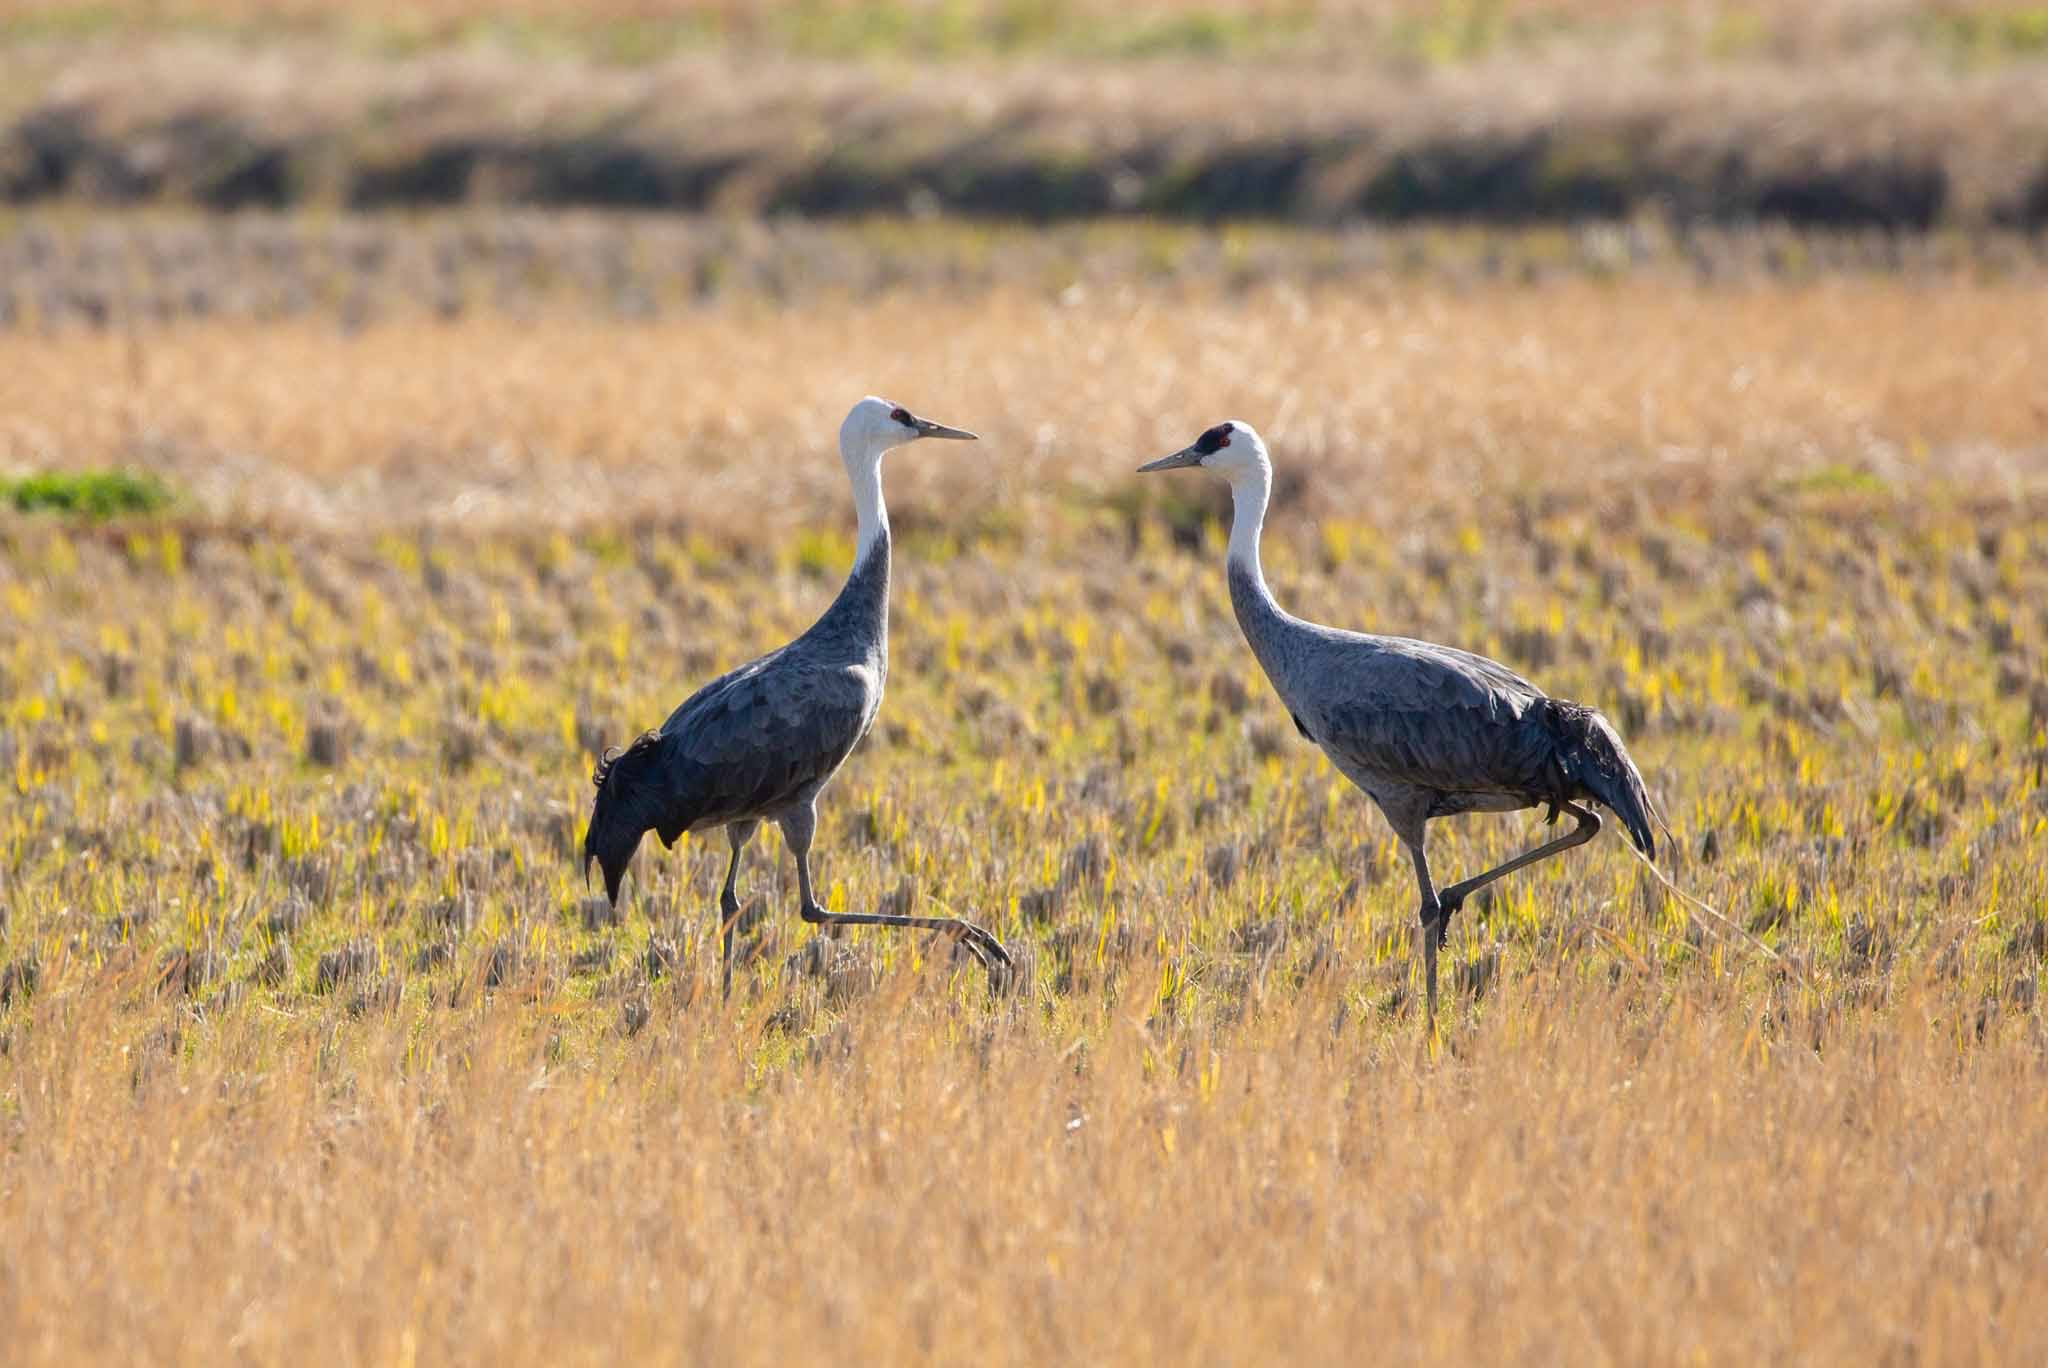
top-left (6, 41), bottom-right (2048, 226)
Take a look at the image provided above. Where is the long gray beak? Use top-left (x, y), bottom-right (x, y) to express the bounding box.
top-left (1137, 445), bottom-right (1202, 473)
top-left (913, 418), bottom-right (977, 441)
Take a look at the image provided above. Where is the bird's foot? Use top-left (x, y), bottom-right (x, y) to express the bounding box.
top-left (1431, 893), bottom-right (1464, 951)
top-left (951, 921), bottom-right (1014, 985)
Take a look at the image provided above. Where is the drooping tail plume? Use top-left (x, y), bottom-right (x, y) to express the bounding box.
top-left (583, 729), bottom-right (670, 907)
top-left (1546, 701), bottom-right (1658, 860)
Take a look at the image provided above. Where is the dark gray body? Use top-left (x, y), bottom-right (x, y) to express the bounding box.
top-left (1227, 563), bottom-right (1650, 844)
top-left (1140, 417), bottom-right (1654, 1020)
top-left (650, 535), bottom-right (886, 838)
top-left (582, 525), bottom-right (1009, 985)
top-left (1223, 555), bottom-right (1655, 1018)
top-left (585, 530), bottom-right (888, 895)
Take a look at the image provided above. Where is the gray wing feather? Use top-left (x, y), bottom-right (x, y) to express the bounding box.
top-left (1230, 565), bottom-right (1649, 821)
top-left (662, 652), bottom-right (877, 824)
top-left (1293, 635), bottom-right (1556, 795)
top-left (1320, 700), bottom-right (1558, 796)
top-left (1327, 634), bottom-right (1543, 710)
top-left (583, 532), bottom-right (891, 905)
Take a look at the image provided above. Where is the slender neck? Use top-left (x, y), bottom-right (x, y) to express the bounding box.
top-left (802, 448), bottom-right (891, 665)
top-left (1225, 463), bottom-right (1296, 686)
top-left (848, 453), bottom-right (888, 560)
top-left (1225, 464), bottom-right (1272, 589)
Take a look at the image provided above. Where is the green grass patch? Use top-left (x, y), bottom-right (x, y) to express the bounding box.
top-left (1778, 463), bottom-right (1892, 498)
top-left (1926, 7), bottom-right (2048, 63)
top-left (4, 470), bottom-right (174, 519)
top-left (0, 0), bottom-right (1323, 64)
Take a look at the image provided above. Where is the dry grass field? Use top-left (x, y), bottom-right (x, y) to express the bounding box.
top-left (4, 218), bottom-right (2045, 524)
top-left (2, 214), bottom-right (2047, 1360)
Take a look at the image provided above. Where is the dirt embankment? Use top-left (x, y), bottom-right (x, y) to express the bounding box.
top-left (5, 42), bottom-right (2046, 227)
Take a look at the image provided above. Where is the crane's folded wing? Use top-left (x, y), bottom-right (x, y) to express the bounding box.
top-left (663, 662), bottom-right (878, 824)
top-left (1302, 637), bottom-right (1558, 797)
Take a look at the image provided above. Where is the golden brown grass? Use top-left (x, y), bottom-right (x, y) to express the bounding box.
top-left (7, 977), bottom-right (2046, 1361)
top-left (3, 266), bottom-right (2044, 528)
top-left (2, 233), bottom-right (2047, 1361)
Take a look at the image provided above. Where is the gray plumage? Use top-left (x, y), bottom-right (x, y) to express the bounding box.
top-left (1142, 420), bottom-right (1658, 1022)
top-left (584, 397), bottom-right (1007, 993)
top-left (584, 533), bottom-right (889, 899)
top-left (1228, 564), bottom-right (1656, 856)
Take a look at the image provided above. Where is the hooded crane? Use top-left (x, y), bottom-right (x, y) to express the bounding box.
top-left (585, 397), bottom-right (1011, 994)
top-left (1140, 421), bottom-right (1657, 1021)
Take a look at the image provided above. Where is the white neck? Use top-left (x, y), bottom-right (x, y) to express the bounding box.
top-left (848, 454), bottom-right (888, 559)
top-left (1226, 463), bottom-right (1270, 585)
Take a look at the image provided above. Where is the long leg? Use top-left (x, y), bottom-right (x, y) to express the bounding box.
top-left (1434, 803), bottom-right (1603, 947)
top-left (778, 804), bottom-right (1011, 978)
top-left (718, 820), bottom-right (759, 999)
top-left (1395, 825), bottom-right (1443, 1024)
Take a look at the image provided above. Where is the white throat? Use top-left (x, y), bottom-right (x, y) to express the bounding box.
top-left (847, 452), bottom-right (888, 559)
top-left (1225, 462), bottom-right (1271, 584)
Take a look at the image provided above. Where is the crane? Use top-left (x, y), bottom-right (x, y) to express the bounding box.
top-left (585, 397), bottom-right (1011, 995)
top-left (1140, 421), bottom-right (1658, 1021)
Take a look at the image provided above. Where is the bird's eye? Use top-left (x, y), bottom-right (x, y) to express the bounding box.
top-left (1195, 424), bottom-right (1233, 455)
top-left (890, 407), bottom-right (913, 425)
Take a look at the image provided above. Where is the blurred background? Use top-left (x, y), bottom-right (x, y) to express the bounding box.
top-left (5, 1), bottom-right (2046, 228)
top-left (4, 0), bottom-right (2045, 527)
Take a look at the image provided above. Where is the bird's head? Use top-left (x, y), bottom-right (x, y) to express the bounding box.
top-left (839, 395), bottom-right (977, 469)
top-left (1138, 420), bottom-right (1269, 483)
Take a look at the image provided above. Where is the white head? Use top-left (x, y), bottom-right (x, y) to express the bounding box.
top-left (839, 395), bottom-right (977, 470)
top-left (1136, 420), bottom-right (1270, 485)
top-left (1139, 420), bottom-right (1275, 571)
